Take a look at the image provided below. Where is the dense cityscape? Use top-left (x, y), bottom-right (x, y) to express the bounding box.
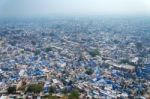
top-left (0, 17), bottom-right (150, 99)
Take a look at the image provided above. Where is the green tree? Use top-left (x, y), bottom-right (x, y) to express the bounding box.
top-left (20, 50), bottom-right (24, 54)
top-left (85, 68), bottom-right (94, 75)
top-left (45, 47), bottom-right (52, 52)
top-left (119, 59), bottom-right (136, 66)
top-left (89, 49), bottom-right (100, 57)
top-left (7, 86), bottom-right (16, 94)
top-left (26, 84), bottom-right (43, 93)
top-left (34, 50), bottom-right (40, 55)
top-left (68, 90), bottom-right (80, 99)
top-left (62, 88), bottom-right (69, 94)
top-left (49, 86), bottom-right (56, 93)
top-left (31, 41), bottom-right (36, 45)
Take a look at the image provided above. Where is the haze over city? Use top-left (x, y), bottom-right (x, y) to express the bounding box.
top-left (0, 0), bottom-right (150, 17)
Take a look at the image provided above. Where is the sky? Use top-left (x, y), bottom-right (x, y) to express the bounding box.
top-left (0, 0), bottom-right (150, 17)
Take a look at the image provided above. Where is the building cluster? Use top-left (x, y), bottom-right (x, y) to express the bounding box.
top-left (0, 18), bottom-right (150, 99)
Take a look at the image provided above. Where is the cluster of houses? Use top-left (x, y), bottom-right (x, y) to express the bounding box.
top-left (0, 18), bottom-right (150, 98)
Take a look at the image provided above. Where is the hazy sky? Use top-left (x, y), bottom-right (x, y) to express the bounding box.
top-left (0, 0), bottom-right (150, 17)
